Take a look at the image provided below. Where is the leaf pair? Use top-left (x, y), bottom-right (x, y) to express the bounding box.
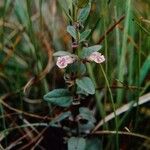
top-left (43, 77), bottom-right (95, 107)
top-left (67, 25), bottom-right (91, 42)
top-left (53, 44), bottom-right (102, 59)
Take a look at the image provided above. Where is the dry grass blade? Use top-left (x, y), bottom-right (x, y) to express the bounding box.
top-left (92, 92), bottom-right (150, 132)
top-left (5, 130), bottom-right (35, 150)
top-left (19, 127), bottom-right (47, 150)
top-left (0, 94), bottom-right (51, 120)
top-left (92, 130), bottom-right (150, 141)
top-left (31, 136), bottom-right (45, 150)
top-left (23, 35), bottom-right (54, 95)
top-left (0, 144), bottom-right (5, 150)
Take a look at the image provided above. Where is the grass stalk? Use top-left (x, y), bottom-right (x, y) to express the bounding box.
top-left (100, 64), bottom-right (119, 150)
top-left (87, 64), bottom-right (108, 130)
top-left (117, 0), bottom-right (131, 105)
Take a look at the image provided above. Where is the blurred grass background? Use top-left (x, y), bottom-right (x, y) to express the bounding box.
top-left (0, 0), bottom-right (150, 149)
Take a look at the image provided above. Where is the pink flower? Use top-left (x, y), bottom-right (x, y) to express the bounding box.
top-left (56, 55), bottom-right (75, 68)
top-left (87, 52), bottom-right (105, 63)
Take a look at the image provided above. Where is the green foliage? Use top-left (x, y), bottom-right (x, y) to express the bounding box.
top-left (53, 51), bottom-right (72, 57)
top-left (50, 111), bottom-right (71, 127)
top-left (78, 107), bottom-right (96, 133)
top-left (140, 55), bottom-right (150, 85)
top-left (77, 3), bottom-right (91, 23)
top-left (76, 77), bottom-right (95, 95)
top-left (85, 138), bottom-right (102, 150)
top-left (1, 0), bottom-right (150, 149)
top-left (14, 0), bottom-right (28, 27)
top-left (67, 25), bottom-right (77, 40)
top-left (80, 29), bottom-right (91, 43)
top-left (68, 137), bottom-right (102, 150)
top-left (68, 137), bottom-right (86, 150)
top-left (75, 0), bottom-right (89, 8)
top-left (77, 86), bottom-right (89, 96)
top-left (80, 45), bottom-right (102, 58)
top-left (66, 62), bottom-right (86, 75)
top-left (43, 89), bottom-right (73, 107)
top-left (78, 120), bottom-right (95, 133)
top-left (79, 107), bottom-right (96, 123)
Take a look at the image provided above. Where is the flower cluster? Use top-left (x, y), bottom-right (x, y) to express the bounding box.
top-left (56, 52), bottom-right (105, 69)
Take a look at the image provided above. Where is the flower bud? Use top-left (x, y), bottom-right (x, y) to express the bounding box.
top-left (72, 42), bottom-right (78, 49)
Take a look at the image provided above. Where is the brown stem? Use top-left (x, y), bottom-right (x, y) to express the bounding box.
top-left (98, 15), bottom-right (125, 44)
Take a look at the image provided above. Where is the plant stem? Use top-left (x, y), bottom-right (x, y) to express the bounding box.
top-left (117, 0), bottom-right (131, 105)
top-left (87, 64), bottom-right (108, 130)
top-left (100, 64), bottom-right (119, 150)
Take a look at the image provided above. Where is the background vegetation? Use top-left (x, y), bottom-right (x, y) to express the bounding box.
top-left (0, 0), bottom-right (150, 149)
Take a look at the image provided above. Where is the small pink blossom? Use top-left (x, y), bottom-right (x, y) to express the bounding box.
top-left (87, 52), bottom-right (105, 63)
top-left (56, 55), bottom-right (75, 69)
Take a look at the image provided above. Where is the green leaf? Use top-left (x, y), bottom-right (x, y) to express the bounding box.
top-left (43, 89), bottom-right (73, 107)
top-left (78, 108), bottom-right (96, 133)
top-left (15, 0), bottom-right (28, 27)
top-left (77, 86), bottom-right (89, 96)
top-left (78, 3), bottom-right (91, 23)
top-left (68, 137), bottom-right (86, 150)
top-left (67, 25), bottom-right (77, 40)
top-left (79, 121), bottom-right (95, 133)
top-left (76, 77), bottom-right (95, 94)
top-left (50, 111), bottom-right (71, 127)
top-left (79, 107), bottom-right (96, 123)
top-left (140, 55), bottom-right (150, 85)
top-left (80, 45), bottom-right (102, 59)
top-left (79, 29), bottom-right (91, 43)
top-left (58, 0), bottom-right (73, 22)
top-left (53, 51), bottom-right (71, 57)
top-left (75, 0), bottom-right (89, 8)
top-left (85, 138), bottom-right (102, 150)
top-left (66, 62), bottom-right (86, 75)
